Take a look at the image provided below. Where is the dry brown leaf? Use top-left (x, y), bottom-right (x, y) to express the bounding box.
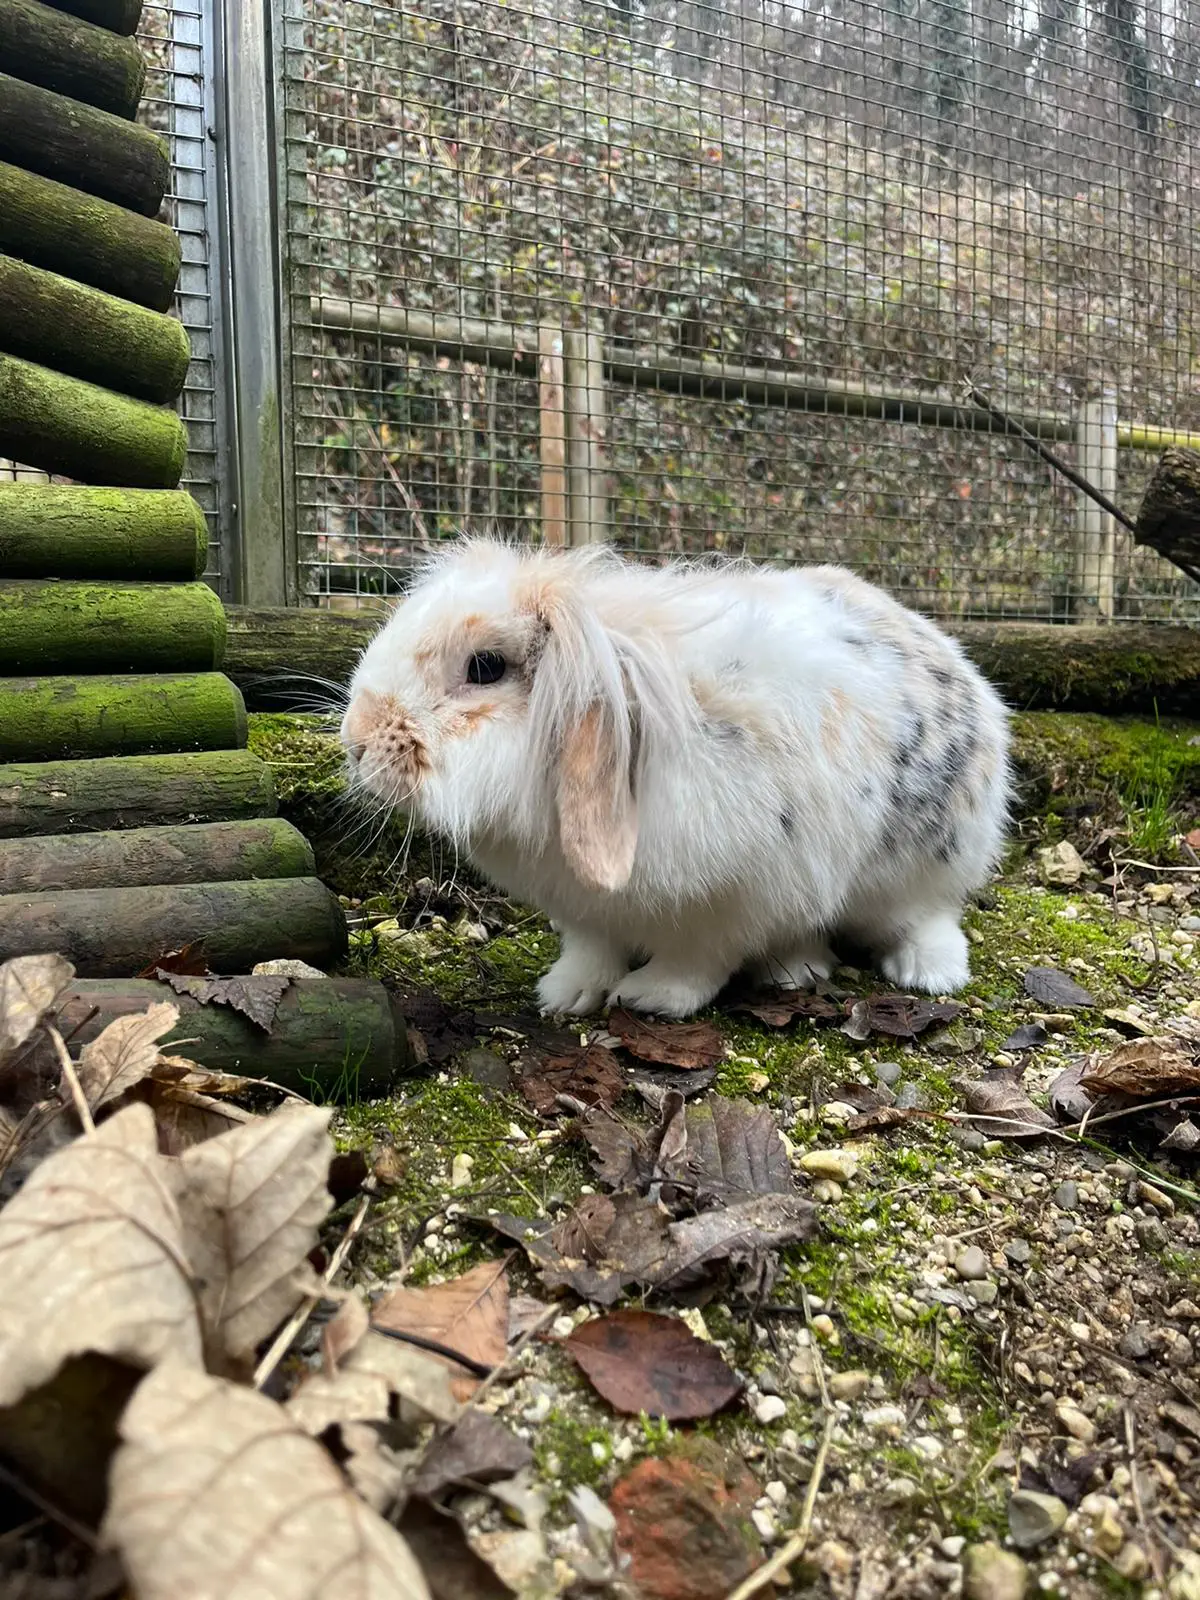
top-left (76, 1002), bottom-right (179, 1113)
top-left (1080, 1038), bottom-right (1200, 1097)
top-left (372, 1259), bottom-right (509, 1402)
top-left (563, 1309), bottom-right (743, 1420)
top-left (956, 1068), bottom-right (1056, 1139)
top-left (173, 1104), bottom-right (334, 1367)
top-left (0, 1103), bottom-right (201, 1408)
top-left (157, 972), bottom-right (291, 1034)
top-left (104, 1362), bottom-right (432, 1600)
top-left (151, 1083), bottom-right (257, 1155)
top-left (322, 1293), bottom-right (371, 1376)
top-left (288, 1328), bottom-right (460, 1435)
top-left (607, 1010), bottom-right (725, 1071)
top-left (0, 954), bottom-right (74, 1066)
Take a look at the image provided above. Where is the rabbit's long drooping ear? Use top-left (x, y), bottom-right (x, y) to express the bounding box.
top-left (556, 699), bottom-right (638, 892)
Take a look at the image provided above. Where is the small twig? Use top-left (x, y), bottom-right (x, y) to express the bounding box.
top-left (254, 1187), bottom-right (374, 1389)
top-left (48, 1027), bottom-right (93, 1136)
top-left (369, 1322), bottom-right (494, 1377)
top-left (1125, 1408), bottom-right (1166, 1589)
top-left (467, 1301), bottom-right (561, 1412)
top-left (724, 1411), bottom-right (837, 1600)
top-left (0, 1459), bottom-right (98, 1551)
top-left (800, 1284), bottom-right (833, 1413)
top-left (963, 380), bottom-right (1137, 534)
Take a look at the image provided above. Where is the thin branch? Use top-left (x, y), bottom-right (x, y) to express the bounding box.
top-left (724, 1411), bottom-right (837, 1600)
top-left (48, 1027), bottom-right (93, 1136)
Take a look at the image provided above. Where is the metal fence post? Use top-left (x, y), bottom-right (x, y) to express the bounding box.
top-left (212, 0), bottom-right (296, 606)
top-left (564, 329), bottom-right (610, 546)
top-left (1071, 395), bottom-right (1119, 622)
top-left (538, 325), bottom-right (568, 546)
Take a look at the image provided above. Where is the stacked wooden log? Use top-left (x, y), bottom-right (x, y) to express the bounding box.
top-left (0, 0), bottom-right (358, 1001)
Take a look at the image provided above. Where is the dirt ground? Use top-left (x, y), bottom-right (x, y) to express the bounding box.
top-left (243, 709), bottom-right (1200, 1600)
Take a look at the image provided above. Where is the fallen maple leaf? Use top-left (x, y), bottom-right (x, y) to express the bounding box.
top-left (372, 1258), bottom-right (509, 1401)
top-left (564, 1310), bottom-right (742, 1421)
top-left (0, 1103), bottom-right (202, 1409)
top-left (173, 1103), bottom-right (333, 1367)
top-left (1080, 1037), bottom-right (1200, 1097)
top-left (516, 1045), bottom-right (626, 1116)
top-left (608, 1010), bottom-right (725, 1071)
top-left (157, 973), bottom-right (291, 1034)
top-left (1023, 967), bottom-right (1096, 1009)
top-left (75, 1002), bottom-right (179, 1113)
top-left (581, 1090), bottom-right (687, 1192)
top-left (104, 1362), bottom-right (432, 1600)
top-left (0, 954), bottom-right (73, 1066)
top-left (956, 1068), bottom-right (1056, 1139)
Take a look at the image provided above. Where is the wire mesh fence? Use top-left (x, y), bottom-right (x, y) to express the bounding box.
top-left (139, 0), bottom-right (226, 593)
top-left (279, 0), bottom-right (1200, 621)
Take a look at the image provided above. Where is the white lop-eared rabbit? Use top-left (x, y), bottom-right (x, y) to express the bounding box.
top-left (342, 538), bottom-right (1010, 1018)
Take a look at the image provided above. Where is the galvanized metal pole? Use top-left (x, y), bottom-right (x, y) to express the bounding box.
top-left (211, 0), bottom-right (295, 606)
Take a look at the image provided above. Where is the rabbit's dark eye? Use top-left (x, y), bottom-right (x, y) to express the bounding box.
top-left (466, 650), bottom-right (507, 686)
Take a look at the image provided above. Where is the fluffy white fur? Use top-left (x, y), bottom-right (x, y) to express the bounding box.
top-left (342, 538), bottom-right (1011, 1017)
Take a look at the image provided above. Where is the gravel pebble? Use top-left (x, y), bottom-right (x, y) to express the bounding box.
top-left (963, 1543), bottom-right (1030, 1600)
top-left (1008, 1490), bottom-right (1069, 1550)
top-left (753, 1395), bottom-right (788, 1425)
top-left (1054, 1400), bottom-right (1096, 1444)
top-left (1004, 1239), bottom-right (1032, 1267)
top-left (799, 1149), bottom-right (859, 1183)
top-left (829, 1369), bottom-right (871, 1401)
top-left (1053, 1181), bottom-right (1079, 1211)
top-left (966, 1279), bottom-right (1000, 1306)
top-left (1119, 1324), bottom-right (1152, 1359)
top-left (955, 1245), bottom-right (989, 1281)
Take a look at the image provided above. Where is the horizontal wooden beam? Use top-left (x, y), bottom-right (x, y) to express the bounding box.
top-left (225, 604), bottom-right (1200, 716)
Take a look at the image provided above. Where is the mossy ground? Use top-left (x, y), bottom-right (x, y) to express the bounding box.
top-left (253, 710), bottom-right (1200, 1595)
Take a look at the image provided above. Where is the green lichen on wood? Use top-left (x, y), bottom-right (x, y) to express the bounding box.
top-left (0, 0), bottom-right (146, 118)
top-left (0, 580), bottom-right (225, 673)
top-left (0, 159), bottom-right (180, 312)
top-left (1009, 710), bottom-right (1200, 815)
top-left (0, 816), bottom-right (315, 894)
top-left (0, 354), bottom-right (186, 487)
top-left (0, 256), bottom-right (190, 404)
top-left (0, 748), bottom-right (276, 839)
top-left (0, 71), bottom-right (168, 217)
top-left (0, 486), bottom-right (206, 580)
top-left (0, 671), bottom-right (245, 761)
top-left (0, 876), bottom-right (349, 977)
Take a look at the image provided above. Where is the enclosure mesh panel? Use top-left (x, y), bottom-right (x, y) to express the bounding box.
top-left (141, 0), bottom-right (224, 590)
top-left (280, 0), bottom-right (1199, 620)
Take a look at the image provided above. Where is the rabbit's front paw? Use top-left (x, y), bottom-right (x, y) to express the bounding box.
top-left (751, 940), bottom-right (837, 990)
top-left (538, 936), bottom-right (628, 1016)
top-left (880, 912), bottom-right (970, 995)
top-left (607, 961), bottom-right (726, 1019)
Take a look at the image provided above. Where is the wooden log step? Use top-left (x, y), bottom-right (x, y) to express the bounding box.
top-left (0, 0), bottom-right (145, 118)
top-left (224, 606), bottom-right (1200, 718)
top-left (0, 255), bottom-right (190, 404)
top-left (0, 749), bottom-right (275, 838)
top-left (57, 977), bottom-right (408, 1095)
top-left (0, 581), bottom-right (225, 673)
top-left (0, 818), bottom-right (314, 893)
top-left (0, 672), bottom-right (245, 761)
top-left (36, 0), bottom-right (141, 35)
top-left (0, 877), bottom-right (349, 976)
top-left (0, 486), bottom-right (206, 580)
top-left (0, 353), bottom-right (186, 487)
top-left (1135, 446), bottom-right (1200, 584)
top-left (0, 73), bottom-right (168, 216)
top-left (0, 160), bottom-right (180, 312)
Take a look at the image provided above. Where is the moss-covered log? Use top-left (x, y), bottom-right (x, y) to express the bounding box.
top-left (224, 604), bottom-right (380, 707)
top-left (224, 607), bottom-right (1200, 716)
top-left (0, 0), bottom-right (145, 118)
top-left (0, 877), bottom-right (349, 977)
top-left (0, 160), bottom-right (180, 311)
top-left (0, 73), bottom-right (168, 215)
top-left (57, 976), bottom-right (408, 1093)
top-left (0, 354), bottom-right (186, 486)
top-left (0, 257), bottom-right (189, 403)
top-left (0, 580), bottom-right (225, 673)
top-left (1135, 447), bottom-right (1200, 583)
top-left (38, 0), bottom-right (141, 33)
top-left (0, 817), bottom-right (314, 893)
top-left (0, 485), bottom-right (206, 579)
top-left (0, 749), bottom-right (275, 837)
top-left (0, 672), bottom-right (245, 761)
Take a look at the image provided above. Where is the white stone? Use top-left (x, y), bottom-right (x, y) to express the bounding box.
top-left (799, 1149), bottom-right (860, 1182)
top-left (449, 1152), bottom-right (474, 1188)
top-left (753, 1394), bottom-right (788, 1425)
top-left (863, 1405), bottom-right (907, 1430)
